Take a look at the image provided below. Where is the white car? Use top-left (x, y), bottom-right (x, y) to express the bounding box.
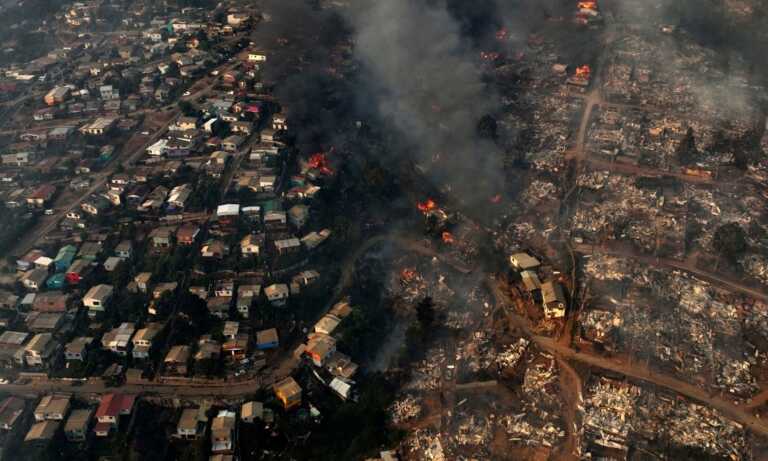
top-left (183, 90), bottom-right (191, 96)
top-left (0, 378), bottom-right (9, 384)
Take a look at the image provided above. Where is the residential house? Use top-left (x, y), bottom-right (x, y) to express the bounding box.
top-left (0, 331), bottom-right (29, 368)
top-left (236, 295), bottom-right (252, 319)
top-left (64, 337), bottom-right (93, 361)
top-left (509, 253), bottom-right (541, 271)
top-left (64, 409), bottom-right (92, 442)
top-left (541, 281), bottom-right (567, 319)
top-left (260, 129), bottom-right (277, 144)
top-left (201, 240), bottom-right (228, 259)
top-left (521, 270), bottom-right (542, 292)
top-left (34, 395), bottom-right (70, 421)
top-left (176, 407), bottom-right (206, 440)
top-left (207, 297), bottom-right (231, 319)
top-left (230, 121), bottom-right (253, 135)
top-left (170, 116), bottom-right (198, 132)
top-left (134, 273), bottom-right (152, 294)
top-left (93, 394), bottom-right (136, 437)
top-left (210, 410), bottom-right (236, 455)
top-left (26, 312), bottom-right (64, 334)
top-left (305, 332), bottom-right (338, 367)
top-left (222, 334), bottom-right (248, 360)
top-left (314, 314), bottom-right (342, 336)
top-left (23, 333), bottom-right (57, 367)
top-left (221, 135), bottom-right (244, 153)
top-left (101, 323), bottom-right (135, 356)
top-left (288, 205), bottom-right (309, 228)
top-left (263, 211), bottom-right (287, 227)
top-left (2, 151), bottom-right (36, 167)
top-left (149, 227), bottom-right (174, 249)
top-left (0, 397), bottom-right (25, 430)
top-left (223, 321), bottom-right (240, 340)
top-left (214, 280), bottom-right (234, 298)
top-left (79, 117), bottom-right (117, 136)
top-left (54, 245), bottom-right (77, 272)
top-left (163, 345), bottom-right (190, 375)
top-left (21, 268), bottom-right (49, 292)
top-left (247, 50), bottom-right (267, 63)
top-left (256, 328), bottom-right (278, 350)
top-left (264, 284), bottom-right (289, 307)
top-left (167, 184), bottom-right (192, 209)
top-left (176, 224), bottom-right (200, 246)
top-left (24, 420), bottom-right (59, 444)
top-left (132, 322), bottom-right (164, 359)
top-left (240, 234), bottom-right (263, 256)
top-left (26, 184), bottom-right (56, 208)
top-left (152, 282), bottom-right (178, 300)
top-left (293, 270), bottom-right (320, 287)
top-left (81, 196), bottom-right (111, 216)
top-left (195, 337), bottom-right (221, 362)
top-left (83, 284), bottom-right (113, 317)
top-left (273, 377), bottom-right (302, 410)
top-left (77, 242), bottom-right (102, 261)
top-left (44, 86), bottom-right (70, 106)
top-left (274, 238), bottom-right (301, 256)
top-left (114, 240), bottom-right (133, 259)
top-left (241, 401), bottom-right (263, 424)
top-left (32, 291), bottom-right (70, 313)
top-left (17, 249), bottom-right (45, 272)
top-left (65, 259), bottom-right (90, 285)
top-left (103, 256), bottom-right (122, 272)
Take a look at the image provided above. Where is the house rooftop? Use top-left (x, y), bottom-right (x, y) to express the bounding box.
top-left (0, 331), bottom-right (28, 345)
top-left (35, 394), bottom-right (70, 418)
top-left (64, 409), bottom-right (92, 433)
top-left (94, 394), bottom-right (135, 419)
top-left (25, 420), bottom-right (59, 442)
top-left (256, 328), bottom-right (278, 345)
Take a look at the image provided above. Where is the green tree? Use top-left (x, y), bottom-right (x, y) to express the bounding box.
top-left (677, 127), bottom-right (698, 166)
top-left (713, 222), bottom-right (747, 263)
top-left (416, 296), bottom-right (435, 329)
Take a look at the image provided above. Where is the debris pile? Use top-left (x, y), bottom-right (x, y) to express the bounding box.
top-left (496, 338), bottom-right (530, 370)
top-left (390, 395), bottom-right (422, 425)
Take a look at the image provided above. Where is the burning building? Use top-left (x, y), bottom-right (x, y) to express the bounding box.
top-left (568, 65), bottom-right (592, 87)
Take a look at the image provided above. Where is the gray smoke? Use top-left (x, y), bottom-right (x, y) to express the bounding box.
top-left (345, 0), bottom-right (505, 205)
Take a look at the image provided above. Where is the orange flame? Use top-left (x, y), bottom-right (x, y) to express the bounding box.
top-left (401, 268), bottom-right (417, 282)
top-left (308, 150), bottom-right (334, 175)
top-left (575, 65), bottom-right (591, 79)
top-left (577, 1), bottom-right (597, 10)
top-left (442, 232), bottom-right (455, 245)
top-left (417, 198), bottom-right (437, 214)
top-left (480, 51), bottom-right (500, 61)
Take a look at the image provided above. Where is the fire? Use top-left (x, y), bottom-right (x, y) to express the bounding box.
top-left (441, 231), bottom-right (455, 245)
top-left (490, 194), bottom-right (503, 204)
top-left (574, 65), bottom-right (591, 79)
top-left (417, 198), bottom-right (437, 214)
top-left (496, 27), bottom-right (509, 41)
top-left (577, 1), bottom-right (597, 10)
top-left (480, 51), bottom-right (501, 61)
top-left (308, 150), bottom-right (334, 175)
top-left (401, 268), bottom-right (417, 282)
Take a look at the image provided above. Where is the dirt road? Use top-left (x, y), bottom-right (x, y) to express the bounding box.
top-left (573, 243), bottom-right (768, 303)
top-left (488, 278), bottom-right (768, 438)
